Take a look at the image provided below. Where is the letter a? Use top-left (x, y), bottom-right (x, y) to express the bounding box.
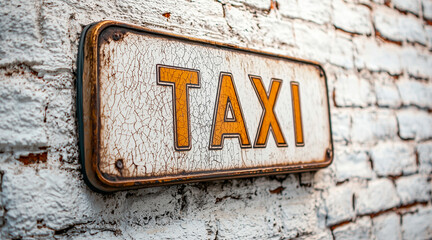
top-left (209, 73), bottom-right (251, 150)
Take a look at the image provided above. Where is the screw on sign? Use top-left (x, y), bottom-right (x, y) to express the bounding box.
top-left (77, 21), bottom-right (333, 192)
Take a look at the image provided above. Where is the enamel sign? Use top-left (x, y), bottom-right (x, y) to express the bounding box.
top-left (77, 21), bottom-right (333, 192)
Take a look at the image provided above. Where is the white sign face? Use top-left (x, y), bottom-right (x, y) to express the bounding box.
top-left (78, 21), bottom-right (333, 192)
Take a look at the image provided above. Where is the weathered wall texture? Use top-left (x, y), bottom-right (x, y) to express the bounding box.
top-left (0, 0), bottom-right (431, 239)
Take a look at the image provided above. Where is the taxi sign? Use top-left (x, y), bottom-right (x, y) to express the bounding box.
top-left (77, 21), bottom-right (333, 192)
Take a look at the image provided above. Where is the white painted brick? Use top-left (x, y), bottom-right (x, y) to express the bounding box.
top-left (0, 167), bottom-right (91, 238)
top-left (417, 142), bottom-right (432, 173)
top-left (354, 37), bottom-right (402, 75)
top-left (332, 217), bottom-right (372, 240)
top-left (255, 15), bottom-right (295, 47)
top-left (370, 142), bottom-right (417, 176)
top-left (397, 78), bottom-right (432, 109)
top-left (355, 178), bottom-right (399, 214)
top-left (332, 0), bottom-right (372, 34)
top-left (372, 213), bottom-right (402, 240)
top-left (393, 0), bottom-right (421, 15)
top-left (426, 25), bottom-right (432, 49)
top-left (238, 0), bottom-right (271, 10)
top-left (396, 14), bottom-right (426, 45)
top-left (313, 168), bottom-right (336, 190)
top-left (278, 0), bottom-right (331, 25)
top-left (402, 207), bottom-right (432, 240)
top-left (423, 0), bottom-right (432, 20)
top-left (400, 46), bottom-right (432, 79)
top-left (324, 184), bottom-right (355, 226)
top-left (331, 111), bottom-right (351, 143)
top-left (397, 110), bottom-right (432, 141)
top-left (351, 111), bottom-right (398, 144)
top-left (224, 4), bottom-right (257, 42)
top-left (295, 231), bottom-right (333, 240)
top-left (329, 34), bottom-right (354, 69)
top-left (396, 174), bottom-right (431, 204)
top-left (374, 74), bottom-right (402, 108)
top-left (0, 0), bottom-right (47, 67)
top-left (334, 148), bottom-right (373, 182)
top-left (374, 6), bottom-right (427, 45)
top-left (293, 23), bottom-right (331, 63)
top-left (334, 72), bottom-right (374, 107)
top-left (0, 73), bottom-right (48, 151)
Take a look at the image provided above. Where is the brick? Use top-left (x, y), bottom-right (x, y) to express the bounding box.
top-left (293, 23), bottom-right (331, 63)
top-left (402, 207), bottom-right (432, 240)
top-left (355, 178), bottom-right (399, 215)
top-left (329, 34), bottom-right (354, 69)
top-left (417, 142), bottom-right (432, 173)
top-left (332, 0), bottom-right (372, 35)
top-left (224, 4), bottom-right (257, 42)
top-left (238, 0), bottom-right (271, 10)
top-left (374, 6), bottom-right (427, 45)
top-left (331, 111), bottom-right (351, 143)
top-left (396, 174), bottom-right (431, 204)
top-left (397, 110), bottom-right (432, 141)
top-left (370, 142), bottom-right (417, 176)
top-left (351, 111), bottom-right (398, 144)
top-left (397, 78), bottom-right (432, 109)
top-left (423, 0), bottom-right (432, 20)
top-left (354, 37), bottom-right (402, 75)
top-left (426, 25), bottom-right (432, 49)
top-left (278, 0), bottom-right (331, 25)
top-left (0, 0), bottom-right (47, 67)
top-left (0, 74), bottom-right (48, 151)
top-left (255, 15), bottom-right (295, 47)
top-left (372, 213), bottom-right (402, 240)
top-left (374, 74), bottom-right (402, 108)
top-left (393, 0), bottom-right (421, 15)
top-left (334, 72), bottom-right (374, 107)
top-left (333, 217), bottom-right (372, 240)
top-left (400, 46), bottom-right (432, 79)
top-left (324, 184), bottom-right (355, 226)
top-left (333, 148), bottom-right (373, 182)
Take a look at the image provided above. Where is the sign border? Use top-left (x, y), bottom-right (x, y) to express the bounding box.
top-left (77, 20), bottom-right (334, 193)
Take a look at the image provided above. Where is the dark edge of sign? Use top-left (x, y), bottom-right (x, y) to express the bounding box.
top-left (77, 20), bottom-right (334, 193)
top-left (77, 23), bottom-right (108, 194)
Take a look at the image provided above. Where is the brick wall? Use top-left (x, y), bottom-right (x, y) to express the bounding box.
top-left (0, 0), bottom-right (431, 239)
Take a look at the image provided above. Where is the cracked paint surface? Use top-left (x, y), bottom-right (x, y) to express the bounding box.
top-left (97, 28), bottom-right (331, 179)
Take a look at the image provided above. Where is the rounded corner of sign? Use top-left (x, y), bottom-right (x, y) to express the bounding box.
top-left (83, 169), bottom-right (121, 194)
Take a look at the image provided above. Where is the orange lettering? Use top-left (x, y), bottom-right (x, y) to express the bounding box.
top-left (157, 65), bottom-right (200, 151)
top-left (291, 81), bottom-right (304, 146)
top-left (250, 75), bottom-right (287, 147)
top-left (209, 73), bottom-right (251, 149)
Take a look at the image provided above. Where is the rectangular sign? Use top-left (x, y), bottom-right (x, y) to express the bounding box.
top-left (77, 21), bottom-right (333, 192)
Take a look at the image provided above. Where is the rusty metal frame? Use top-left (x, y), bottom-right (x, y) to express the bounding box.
top-left (77, 20), bottom-right (334, 193)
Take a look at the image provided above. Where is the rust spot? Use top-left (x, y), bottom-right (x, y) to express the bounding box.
top-left (375, 29), bottom-right (402, 46)
top-left (270, 0), bottom-right (278, 10)
top-left (99, 27), bottom-right (126, 44)
top-left (425, 18), bottom-right (432, 26)
top-left (269, 186), bottom-right (285, 194)
top-left (112, 32), bottom-right (123, 41)
top-left (162, 12), bottom-right (171, 19)
top-left (330, 220), bottom-right (352, 230)
top-left (384, 0), bottom-right (391, 7)
top-left (18, 152), bottom-right (48, 165)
